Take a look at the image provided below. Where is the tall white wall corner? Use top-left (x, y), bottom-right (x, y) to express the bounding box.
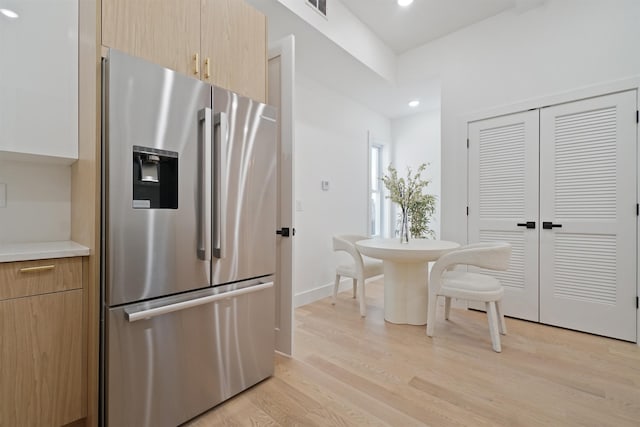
top-left (276, 0), bottom-right (397, 84)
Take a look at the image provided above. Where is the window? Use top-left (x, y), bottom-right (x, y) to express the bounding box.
top-left (369, 144), bottom-right (384, 237)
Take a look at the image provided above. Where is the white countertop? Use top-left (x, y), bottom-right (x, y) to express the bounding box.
top-left (0, 241), bottom-right (90, 263)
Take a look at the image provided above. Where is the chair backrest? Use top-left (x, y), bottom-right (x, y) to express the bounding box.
top-left (332, 235), bottom-right (368, 273)
top-left (445, 242), bottom-right (512, 271)
top-left (430, 241), bottom-right (512, 293)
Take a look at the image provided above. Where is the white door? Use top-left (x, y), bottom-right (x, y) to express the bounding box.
top-left (268, 36), bottom-right (295, 355)
top-left (468, 110), bottom-right (540, 321)
top-left (539, 91), bottom-right (637, 341)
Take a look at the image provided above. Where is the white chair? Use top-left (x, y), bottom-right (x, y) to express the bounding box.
top-left (332, 235), bottom-right (384, 317)
top-left (426, 242), bottom-right (512, 352)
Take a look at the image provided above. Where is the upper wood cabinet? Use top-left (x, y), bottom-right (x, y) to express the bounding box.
top-left (0, 0), bottom-right (78, 161)
top-left (102, 0), bottom-right (267, 103)
top-left (201, 0), bottom-right (266, 102)
top-left (102, 0), bottom-right (201, 78)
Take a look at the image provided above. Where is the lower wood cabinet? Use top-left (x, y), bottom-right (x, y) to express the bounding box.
top-left (0, 258), bottom-right (85, 426)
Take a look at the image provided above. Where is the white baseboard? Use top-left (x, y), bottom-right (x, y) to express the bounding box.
top-left (294, 278), bottom-right (355, 308)
top-left (294, 277), bottom-right (469, 309)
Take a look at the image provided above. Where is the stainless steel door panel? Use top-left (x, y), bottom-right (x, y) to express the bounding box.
top-left (104, 50), bottom-right (212, 306)
top-left (212, 87), bottom-right (277, 284)
top-left (106, 280), bottom-right (275, 427)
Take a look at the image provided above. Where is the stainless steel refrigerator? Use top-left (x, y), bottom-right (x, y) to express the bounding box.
top-left (101, 49), bottom-right (277, 427)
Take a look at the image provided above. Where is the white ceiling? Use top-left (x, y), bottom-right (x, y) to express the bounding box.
top-left (248, 0), bottom-right (538, 119)
top-left (341, 0), bottom-right (516, 54)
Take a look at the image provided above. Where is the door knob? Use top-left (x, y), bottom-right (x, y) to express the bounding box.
top-left (516, 221), bottom-right (536, 229)
top-left (542, 222), bottom-right (562, 229)
top-left (276, 227), bottom-right (295, 237)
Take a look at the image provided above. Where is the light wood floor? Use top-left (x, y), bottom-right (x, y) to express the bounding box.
top-left (187, 278), bottom-right (640, 426)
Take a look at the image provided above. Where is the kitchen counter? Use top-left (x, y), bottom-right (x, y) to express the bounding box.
top-left (0, 241), bottom-right (90, 262)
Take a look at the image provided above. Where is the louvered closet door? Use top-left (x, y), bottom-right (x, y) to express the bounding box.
top-left (539, 90), bottom-right (637, 341)
top-left (468, 110), bottom-right (540, 321)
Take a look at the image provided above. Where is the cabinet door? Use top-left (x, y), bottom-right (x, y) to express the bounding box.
top-left (0, 0), bottom-right (78, 159)
top-left (468, 110), bottom-right (540, 321)
top-left (201, 0), bottom-right (267, 102)
top-left (0, 290), bottom-right (84, 426)
top-left (539, 90), bottom-right (637, 341)
top-left (102, 0), bottom-right (201, 77)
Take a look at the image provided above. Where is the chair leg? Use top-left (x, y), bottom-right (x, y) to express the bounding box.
top-left (352, 278), bottom-right (357, 299)
top-left (332, 274), bottom-right (340, 305)
top-left (358, 278), bottom-right (366, 317)
top-left (444, 297), bottom-right (452, 320)
top-left (496, 300), bottom-right (507, 335)
top-left (486, 302), bottom-right (502, 353)
top-left (426, 294), bottom-right (438, 337)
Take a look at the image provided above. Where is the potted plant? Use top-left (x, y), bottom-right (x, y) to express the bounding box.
top-left (382, 163), bottom-right (436, 243)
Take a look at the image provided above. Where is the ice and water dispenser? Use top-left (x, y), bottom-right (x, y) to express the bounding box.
top-left (132, 146), bottom-right (178, 209)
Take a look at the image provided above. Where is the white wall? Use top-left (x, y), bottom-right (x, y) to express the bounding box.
top-left (0, 160), bottom-right (71, 243)
top-left (397, 0), bottom-right (640, 245)
top-left (276, 0), bottom-right (396, 83)
top-left (294, 72), bottom-right (391, 306)
top-left (391, 109), bottom-right (441, 238)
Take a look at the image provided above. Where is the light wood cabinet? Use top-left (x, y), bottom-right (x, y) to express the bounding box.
top-left (0, 257), bottom-right (82, 300)
top-left (101, 0), bottom-right (267, 102)
top-left (201, 0), bottom-right (266, 102)
top-left (0, 258), bottom-right (85, 426)
top-left (102, 0), bottom-right (201, 78)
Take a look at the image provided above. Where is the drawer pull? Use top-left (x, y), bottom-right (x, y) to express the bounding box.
top-left (125, 281), bottom-right (274, 322)
top-left (19, 265), bottom-right (56, 273)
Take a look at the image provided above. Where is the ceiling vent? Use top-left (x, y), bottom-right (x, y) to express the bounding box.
top-left (307, 0), bottom-right (327, 17)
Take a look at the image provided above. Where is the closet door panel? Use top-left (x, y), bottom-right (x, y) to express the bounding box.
top-left (468, 110), bottom-right (540, 321)
top-left (539, 90), bottom-right (637, 341)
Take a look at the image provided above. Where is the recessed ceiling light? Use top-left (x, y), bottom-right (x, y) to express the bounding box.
top-left (0, 8), bottom-right (19, 18)
top-left (397, 0), bottom-right (414, 7)
top-left (408, 100), bottom-right (420, 108)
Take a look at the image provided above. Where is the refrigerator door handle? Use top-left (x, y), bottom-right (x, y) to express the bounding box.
top-left (197, 108), bottom-right (213, 261)
top-left (125, 281), bottom-right (274, 322)
top-left (213, 111), bottom-right (228, 259)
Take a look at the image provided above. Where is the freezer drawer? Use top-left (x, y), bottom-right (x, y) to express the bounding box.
top-left (105, 280), bottom-right (275, 427)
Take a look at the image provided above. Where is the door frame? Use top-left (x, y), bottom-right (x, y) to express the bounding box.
top-left (464, 76), bottom-right (640, 344)
top-left (268, 35), bottom-right (295, 356)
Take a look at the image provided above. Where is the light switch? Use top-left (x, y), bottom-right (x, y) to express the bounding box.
top-left (295, 200), bottom-right (303, 212)
top-left (321, 180), bottom-right (330, 191)
top-left (0, 183), bottom-right (6, 208)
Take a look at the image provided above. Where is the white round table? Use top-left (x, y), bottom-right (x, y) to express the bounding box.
top-left (356, 238), bottom-right (460, 325)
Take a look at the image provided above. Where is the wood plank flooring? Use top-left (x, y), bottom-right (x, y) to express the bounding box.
top-left (187, 278), bottom-right (640, 426)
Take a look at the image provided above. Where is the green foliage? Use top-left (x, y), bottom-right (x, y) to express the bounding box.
top-left (382, 163), bottom-right (436, 239)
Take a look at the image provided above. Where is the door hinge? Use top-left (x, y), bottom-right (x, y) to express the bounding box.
top-left (466, 206), bottom-right (469, 216)
top-left (467, 138), bottom-right (469, 148)
top-left (636, 296), bottom-right (639, 309)
top-left (637, 203), bottom-right (639, 216)
top-left (636, 110), bottom-right (639, 123)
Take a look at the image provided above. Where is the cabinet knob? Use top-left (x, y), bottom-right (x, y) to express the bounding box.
top-left (193, 53), bottom-right (199, 75)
